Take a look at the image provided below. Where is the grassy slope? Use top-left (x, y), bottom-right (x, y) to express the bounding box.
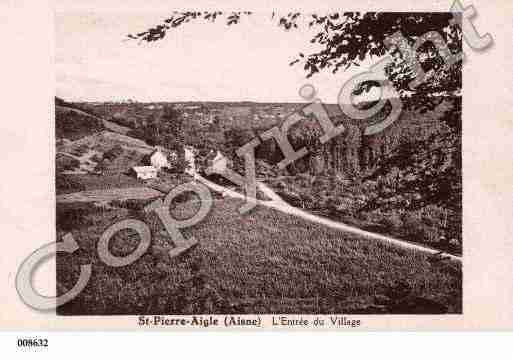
top-left (55, 105), bottom-right (105, 140)
top-left (57, 197), bottom-right (461, 315)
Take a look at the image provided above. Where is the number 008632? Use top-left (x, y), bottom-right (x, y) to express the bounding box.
top-left (17, 338), bottom-right (48, 348)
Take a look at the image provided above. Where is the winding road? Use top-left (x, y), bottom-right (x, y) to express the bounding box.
top-left (194, 173), bottom-right (462, 263)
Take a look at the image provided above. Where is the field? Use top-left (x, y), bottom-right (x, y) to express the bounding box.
top-left (57, 197), bottom-right (461, 315)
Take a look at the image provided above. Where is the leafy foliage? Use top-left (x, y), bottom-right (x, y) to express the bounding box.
top-left (128, 12), bottom-right (462, 96)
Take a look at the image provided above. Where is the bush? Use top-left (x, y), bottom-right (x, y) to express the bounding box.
top-left (90, 153), bottom-right (103, 163)
top-left (55, 173), bottom-right (85, 194)
top-left (165, 153), bottom-right (188, 174)
top-left (56, 155), bottom-right (80, 172)
top-left (401, 213), bottom-right (439, 243)
top-left (380, 213), bottom-right (403, 232)
top-left (103, 145), bottom-right (124, 161)
top-left (402, 214), bottom-right (423, 238)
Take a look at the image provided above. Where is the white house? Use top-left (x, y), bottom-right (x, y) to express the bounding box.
top-left (211, 150), bottom-right (228, 173)
top-left (131, 166), bottom-right (158, 180)
top-left (184, 146), bottom-right (198, 178)
top-left (150, 148), bottom-right (171, 170)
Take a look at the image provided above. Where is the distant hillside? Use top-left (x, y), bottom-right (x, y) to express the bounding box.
top-left (55, 96), bottom-right (135, 141)
top-left (55, 104), bottom-right (105, 141)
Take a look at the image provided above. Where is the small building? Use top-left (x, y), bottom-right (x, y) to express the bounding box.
top-left (150, 148), bottom-right (171, 170)
top-left (131, 166), bottom-right (158, 180)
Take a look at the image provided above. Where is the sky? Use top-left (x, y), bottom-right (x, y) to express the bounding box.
top-left (55, 12), bottom-right (382, 103)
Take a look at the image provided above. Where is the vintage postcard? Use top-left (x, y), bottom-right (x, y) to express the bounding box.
top-left (1, 0), bottom-right (513, 333)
